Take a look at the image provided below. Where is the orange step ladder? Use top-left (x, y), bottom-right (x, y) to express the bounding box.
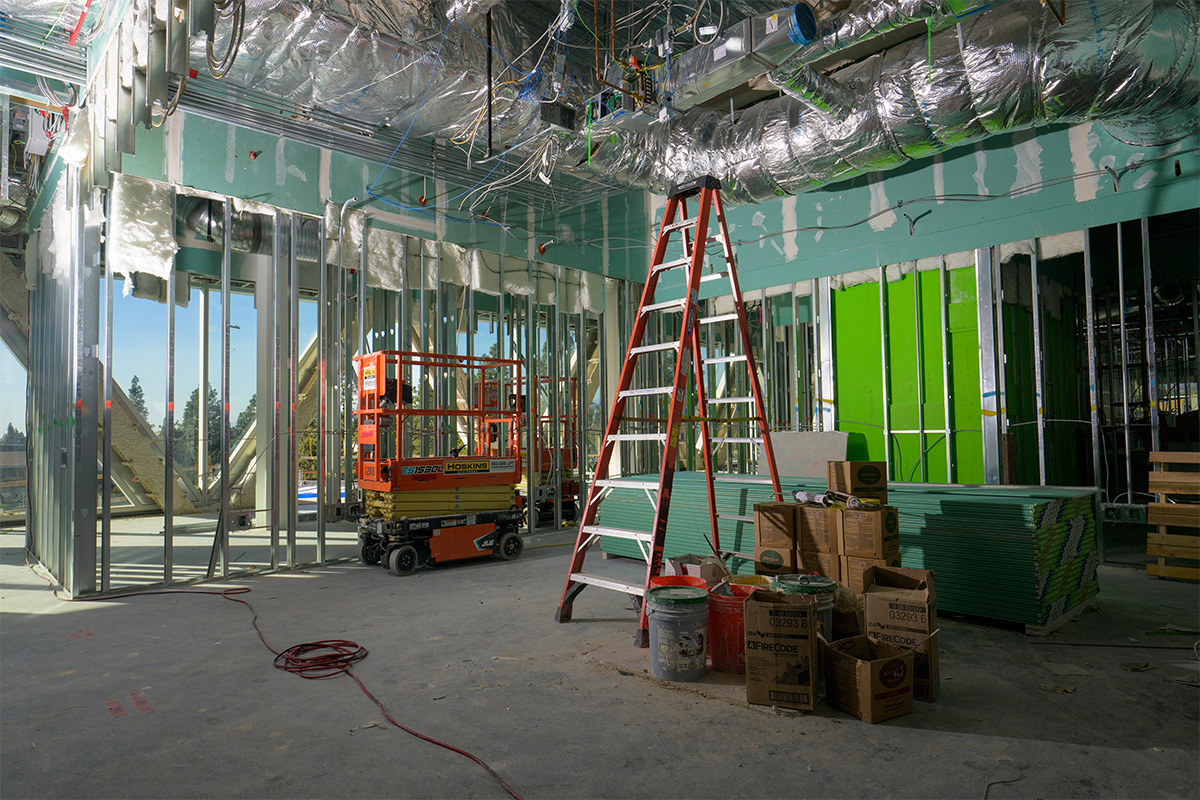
top-left (554, 175), bottom-right (783, 646)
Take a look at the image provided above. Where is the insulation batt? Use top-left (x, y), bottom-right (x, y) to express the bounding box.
top-left (107, 174), bottom-right (179, 282)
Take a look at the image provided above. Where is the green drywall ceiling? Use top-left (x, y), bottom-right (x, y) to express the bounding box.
top-left (650, 124), bottom-right (1199, 295)
top-left (114, 112), bottom-right (648, 281)
top-left (831, 267), bottom-right (985, 485)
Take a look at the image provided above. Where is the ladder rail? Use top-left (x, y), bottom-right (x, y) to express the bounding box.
top-left (690, 318), bottom-right (721, 555)
top-left (633, 187), bottom-right (715, 645)
top-left (559, 193), bottom-right (685, 610)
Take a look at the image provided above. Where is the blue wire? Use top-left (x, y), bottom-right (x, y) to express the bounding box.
top-left (368, 20), bottom-right (454, 195)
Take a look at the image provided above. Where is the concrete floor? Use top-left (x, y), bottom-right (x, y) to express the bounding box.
top-left (2, 527), bottom-right (1198, 799)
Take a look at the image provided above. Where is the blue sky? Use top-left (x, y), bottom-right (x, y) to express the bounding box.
top-left (0, 285), bottom-right (271, 436)
top-left (0, 341), bottom-right (22, 433)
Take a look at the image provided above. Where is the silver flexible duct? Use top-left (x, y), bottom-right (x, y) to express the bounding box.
top-left (562, 0), bottom-right (1200, 202)
top-left (180, 197), bottom-right (323, 261)
top-left (5, 0), bottom-right (1196, 205)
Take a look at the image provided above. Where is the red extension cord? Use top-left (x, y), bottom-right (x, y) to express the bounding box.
top-left (34, 571), bottom-right (523, 800)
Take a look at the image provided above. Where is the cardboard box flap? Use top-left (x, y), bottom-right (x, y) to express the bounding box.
top-left (829, 635), bottom-right (910, 663)
top-left (862, 565), bottom-right (936, 604)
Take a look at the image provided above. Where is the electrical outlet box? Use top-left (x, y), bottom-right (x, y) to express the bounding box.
top-left (540, 102), bottom-right (576, 132)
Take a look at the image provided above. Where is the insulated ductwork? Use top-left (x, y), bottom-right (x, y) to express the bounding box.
top-left (6, 0), bottom-right (1197, 206)
top-left (563, 0), bottom-right (1200, 202)
top-left (180, 198), bottom-right (323, 261)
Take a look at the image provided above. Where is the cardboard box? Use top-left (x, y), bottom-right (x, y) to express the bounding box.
top-left (798, 550), bottom-right (840, 581)
top-left (754, 502), bottom-right (796, 549)
top-left (862, 566), bottom-right (939, 702)
top-left (823, 635), bottom-right (914, 723)
top-left (837, 506), bottom-right (901, 559)
top-left (840, 555), bottom-right (901, 594)
top-left (796, 505), bottom-right (839, 553)
top-left (828, 461), bottom-right (888, 494)
top-left (754, 545), bottom-right (797, 577)
top-left (744, 590), bottom-right (819, 711)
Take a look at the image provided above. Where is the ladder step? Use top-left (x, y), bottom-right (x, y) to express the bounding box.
top-left (570, 572), bottom-right (646, 597)
top-left (607, 433), bottom-right (668, 443)
top-left (642, 298), bottom-right (688, 315)
top-left (629, 342), bottom-right (680, 356)
top-left (712, 437), bottom-right (763, 445)
top-left (663, 217), bottom-right (698, 233)
top-left (703, 355), bottom-right (747, 365)
top-left (699, 271), bottom-right (729, 283)
top-left (716, 512), bottom-right (754, 523)
top-left (699, 313), bottom-right (738, 324)
top-left (719, 475), bottom-right (776, 485)
top-left (593, 478), bottom-right (658, 490)
top-left (581, 525), bottom-right (654, 543)
top-left (651, 257), bottom-right (692, 274)
top-left (619, 386), bottom-right (673, 398)
top-left (708, 396), bottom-right (754, 404)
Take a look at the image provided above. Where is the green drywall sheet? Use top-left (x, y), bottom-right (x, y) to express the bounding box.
top-left (120, 123), bottom-right (168, 182)
top-left (181, 116), bottom-right (325, 214)
top-left (651, 125), bottom-right (1200, 294)
top-left (116, 112), bottom-right (648, 280)
top-left (832, 267), bottom-right (984, 485)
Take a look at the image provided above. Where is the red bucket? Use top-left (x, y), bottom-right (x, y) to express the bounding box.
top-left (707, 584), bottom-right (757, 674)
top-left (649, 575), bottom-right (707, 590)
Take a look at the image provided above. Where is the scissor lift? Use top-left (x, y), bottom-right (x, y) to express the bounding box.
top-left (354, 350), bottom-right (526, 575)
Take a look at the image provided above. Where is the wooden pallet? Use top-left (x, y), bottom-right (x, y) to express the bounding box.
top-left (1146, 452), bottom-right (1199, 582)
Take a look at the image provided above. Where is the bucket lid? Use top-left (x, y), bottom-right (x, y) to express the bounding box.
top-left (770, 574), bottom-right (837, 594)
top-left (646, 585), bottom-right (709, 606)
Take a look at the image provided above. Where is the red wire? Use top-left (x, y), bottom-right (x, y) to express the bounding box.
top-left (35, 579), bottom-right (524, 800)
top-left (67, 0), bottom-right (94, 47)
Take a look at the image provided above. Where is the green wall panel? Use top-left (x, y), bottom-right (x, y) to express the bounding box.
top-left (832, 267), bottom-right (985, 485)
top-left (180, 116), bottom-right (324, 214)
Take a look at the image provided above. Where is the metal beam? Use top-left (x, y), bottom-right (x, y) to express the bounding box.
top-left (219, 197), bottom-right (231, 576)
top-left (1141, 218), bottom-right (1159, 453)
top-left (1116, 223), bottom-right (1133, 500)
top-left (976, 246), bottom-right (1001, 485)
top-left (164, 186), bottom-right (176, 584)
top-left (1031, 242), bottom-right (1046, 485)
top-left (1083, 231), bottom-right (1101, 494)
top-left (816, 276), bottom-right (836, 433)
top-left (939, 256), bottom-right (953, 483)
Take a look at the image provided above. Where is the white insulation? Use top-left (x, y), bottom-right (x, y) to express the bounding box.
top-left (107, 173), bottom-right (179, 281)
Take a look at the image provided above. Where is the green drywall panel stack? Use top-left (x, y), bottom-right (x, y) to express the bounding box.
top-left (597, 474), bottom-right (1099, 627)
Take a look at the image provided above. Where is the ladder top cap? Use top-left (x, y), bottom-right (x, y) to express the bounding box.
top-left (668, 175), bottom-right (722, 200)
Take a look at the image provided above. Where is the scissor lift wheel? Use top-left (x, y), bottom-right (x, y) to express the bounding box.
top-left (358, 538), bottom-right (381, 565)
top-left (389, 545), bottom-right (419, 576)
top-left (497, 532), bottom-right (524, 561)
